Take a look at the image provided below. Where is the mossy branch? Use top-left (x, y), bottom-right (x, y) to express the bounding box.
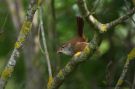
top-left (77, 0), bottom-right (135, 33)
top-left (0, 0), bottom-right (39, 89)
top-left (114, 48), bottom-right (135, 89)
top-left (47, 33), bottom-right (100, 89)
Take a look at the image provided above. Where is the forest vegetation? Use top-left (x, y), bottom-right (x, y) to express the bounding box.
top-left (0, 0), bottom-right (135, 89)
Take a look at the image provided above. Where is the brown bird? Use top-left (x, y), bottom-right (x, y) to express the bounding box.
top-left (57, 16), bottom-right (88, 56)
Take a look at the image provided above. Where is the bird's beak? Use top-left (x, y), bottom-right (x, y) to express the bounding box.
top-left (57, 50), bottom-right (61, 54)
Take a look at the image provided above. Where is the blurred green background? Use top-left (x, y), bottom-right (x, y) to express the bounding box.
top-left (0, 0), bottom-right (135, 89)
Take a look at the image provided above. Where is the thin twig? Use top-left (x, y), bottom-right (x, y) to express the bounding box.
top-left (38, 25), bottom-right (45, 54)
top-left (1, 14), bottom-right (8, 31)
top-left (124, 0), bottom-right (135, 24)
top-left (39, 7), bottom-right (53, 79)
top-left (114, 48), bottom-right (135, 89)
top-left (114, 58), bottom-right (130, 89)
top-left (91, 0), bottom-right (101, 13)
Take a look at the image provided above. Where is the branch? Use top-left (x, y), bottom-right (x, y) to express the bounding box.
top-left (77, 0), bottom-right (135, 33)
top-left (0, 0), bottom-right (39, 89)
top-left (114, 48), bottom-right (135, 89)
top-left (47, 33), bottom-right (100, 89)
top-left (39, 7), bottom-right (53, 79)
